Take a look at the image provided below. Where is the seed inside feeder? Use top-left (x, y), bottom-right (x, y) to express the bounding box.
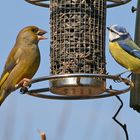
top-left (50, 0), bottom-right (106, 96)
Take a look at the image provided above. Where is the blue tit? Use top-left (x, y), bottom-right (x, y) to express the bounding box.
top-left (107, 25), bottom-right (140, 74)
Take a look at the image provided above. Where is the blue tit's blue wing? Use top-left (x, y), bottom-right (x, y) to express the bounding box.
top-left (118, 39), bottom-right (140, 59)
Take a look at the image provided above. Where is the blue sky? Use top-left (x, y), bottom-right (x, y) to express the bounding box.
top-left (0, 1), bottom-right (139, 140)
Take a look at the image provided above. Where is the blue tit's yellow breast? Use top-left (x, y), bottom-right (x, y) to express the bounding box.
top-left (109, 42), bottom-right (140, 73)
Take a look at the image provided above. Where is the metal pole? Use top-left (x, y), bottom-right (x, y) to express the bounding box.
top-left (130, 0), bottom-right (140, 113)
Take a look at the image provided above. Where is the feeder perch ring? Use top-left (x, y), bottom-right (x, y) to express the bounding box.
top-left (25, 0), bottom-right (50, 8)
top-left (24, 73), bottom-right (133, 100)
top-left (107, 0), bottom-right (131, 8)
top-left (24, 0), bottom-right (131, 8)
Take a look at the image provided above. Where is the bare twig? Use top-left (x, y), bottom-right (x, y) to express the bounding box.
top-left (38, 129), bottom-right (46, 140)
top-left (112, 95), bottom-right (129, 140)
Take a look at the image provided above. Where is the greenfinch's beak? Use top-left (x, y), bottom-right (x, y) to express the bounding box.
top-left (37, 29), bottom-right (47, 40)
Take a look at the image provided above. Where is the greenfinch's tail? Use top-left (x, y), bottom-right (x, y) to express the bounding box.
top-left (0, 89), bottom-right (10, 106)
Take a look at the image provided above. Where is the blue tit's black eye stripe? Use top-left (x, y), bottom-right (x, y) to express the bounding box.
top-left (110, 28), bottom-right (120, 35)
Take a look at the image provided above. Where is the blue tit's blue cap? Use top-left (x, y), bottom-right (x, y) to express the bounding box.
top-left (112, 25), bottom-right (127, 34)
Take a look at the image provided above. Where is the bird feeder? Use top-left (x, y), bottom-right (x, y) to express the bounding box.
top-left (24, 0), bottom-right (132, 100)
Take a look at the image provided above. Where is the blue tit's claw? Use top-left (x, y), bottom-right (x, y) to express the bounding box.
top-left (114, 80), bottom-right (120, 83)
top-left (113, 75), bottom-right (122, 83)
top-left (115, 70), bottom-right (130, 77)
top-left (127, 72), bottom-right (132, 79)
top-left (113, 71), bottom-right (131, 83)
top-left (114, 79), bottom-right (122, 83)
top-left (109, 85), bottom-right (113, 90)
top-left (113, 74), bottom-right (123, 83)
top-left (113, 71), bottom-right (132, 83)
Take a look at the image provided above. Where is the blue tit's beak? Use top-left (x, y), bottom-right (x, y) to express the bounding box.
top-left (107, 27), bottom-right (110, 30)
top-left (107, 27), bottom-right (120, 35)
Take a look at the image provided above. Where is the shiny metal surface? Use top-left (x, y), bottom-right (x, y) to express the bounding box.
top-left (49, 77), bottom-right (106, 96)
top-left (108, 0), bottom-right (129, 2)
top-left (29, 73), bottom-right (132, 83)
top-left (24, 0), bottom-right (131, 8)
top-left (26, 87), bottom-right (130, 100)
top-left (25, 0), bottom-right (50, 8)
top-left (24, 73), bottom-right (133, 100)
top-left (107, 0), bottom-right (131, 8)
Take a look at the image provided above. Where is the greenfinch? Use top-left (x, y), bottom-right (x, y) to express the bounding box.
top-left (0, 26), bottom-right (47, 106)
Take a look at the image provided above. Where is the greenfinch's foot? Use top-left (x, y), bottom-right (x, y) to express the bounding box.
top-left (20, 87), bottom-right (28, 94)
top-left (17, 78), bottom-right (32, 94)
top-left (18, 78), bottom-right (31, 87)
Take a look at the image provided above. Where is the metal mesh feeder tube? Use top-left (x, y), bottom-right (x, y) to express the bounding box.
top-left (49, 0), bottom-right (106, 96)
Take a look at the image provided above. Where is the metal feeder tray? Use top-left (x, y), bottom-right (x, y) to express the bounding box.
top-left (24, 73), bottom-right (133, 100)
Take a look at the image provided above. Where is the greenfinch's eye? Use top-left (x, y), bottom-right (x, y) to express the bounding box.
top-left (32, 28), bottom-right (38, 33)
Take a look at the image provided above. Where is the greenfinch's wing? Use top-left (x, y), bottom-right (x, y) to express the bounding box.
top-left (0, 46), bottom-right (19, 87)
top-left (118, 39), bottom-right (140, 59)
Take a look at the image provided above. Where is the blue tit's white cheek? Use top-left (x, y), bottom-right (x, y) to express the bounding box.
top-left (109, 31), bottom-right (120, 42)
